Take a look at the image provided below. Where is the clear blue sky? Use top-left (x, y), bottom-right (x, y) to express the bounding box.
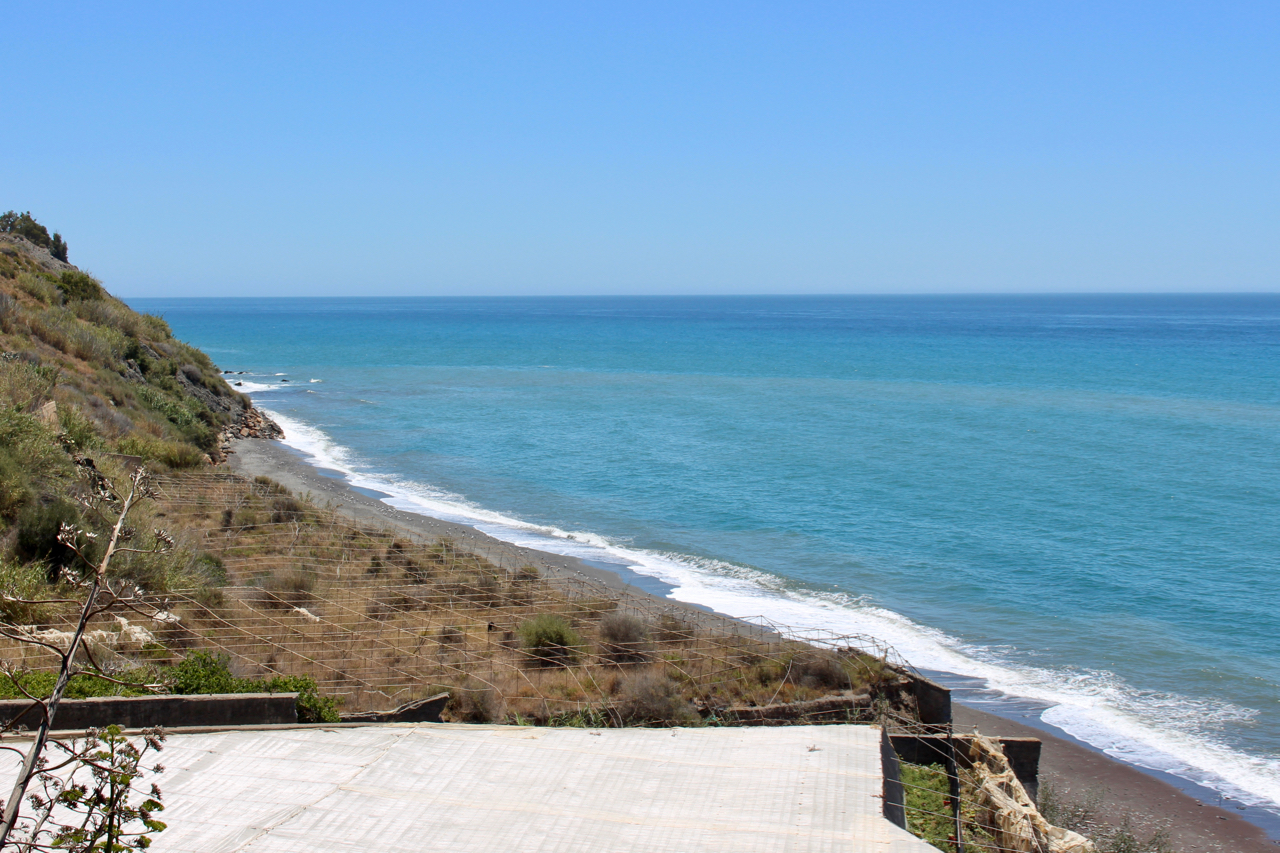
top-left (6, 2), bottom-right (1278, 295)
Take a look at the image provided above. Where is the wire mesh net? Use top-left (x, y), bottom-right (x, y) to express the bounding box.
top-left (2, 472), bottom-right (926, 727)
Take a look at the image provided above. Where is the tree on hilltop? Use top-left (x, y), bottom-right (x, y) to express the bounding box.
top-left (0, 210), bottom-right (68, 262)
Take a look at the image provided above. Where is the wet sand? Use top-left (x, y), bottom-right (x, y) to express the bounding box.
top-left (224, 437), bottom-right (1277, 852)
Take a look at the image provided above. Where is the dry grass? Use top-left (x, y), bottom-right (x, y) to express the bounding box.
top-left (2, 471), bottom-right (921, 728)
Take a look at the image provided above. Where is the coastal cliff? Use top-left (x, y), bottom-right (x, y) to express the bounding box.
top-left (0, 224), bottom-right (278, 462)
top-left (0, 218), bottom-right (280, 584)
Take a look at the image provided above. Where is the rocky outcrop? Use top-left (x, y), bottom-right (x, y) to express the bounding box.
top-left (217, 407), bottom-right (284, 460)
top-left (234, 407), bottom-right (283, 440)
top-left (0, 233), bottom-right (76, 274)
top-left (176, 369), bottom-right (240, 417)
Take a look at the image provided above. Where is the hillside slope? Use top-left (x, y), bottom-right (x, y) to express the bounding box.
top-left (0, 224), bottom-right (276, 587)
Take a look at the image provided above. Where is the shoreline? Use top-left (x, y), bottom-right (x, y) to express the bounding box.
top-left (223, 436), bottom-right (1277, 851)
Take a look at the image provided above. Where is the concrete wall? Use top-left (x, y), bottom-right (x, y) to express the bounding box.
top-left (879, 727), bottom-right (907, 829)
top-left (0, 693), bottom-right (298, 731)
top-left (904, 673), bottom-right (952, 727)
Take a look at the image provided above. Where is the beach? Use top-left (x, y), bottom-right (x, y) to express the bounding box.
top-left (225, 436), bottom-right (1277, 852)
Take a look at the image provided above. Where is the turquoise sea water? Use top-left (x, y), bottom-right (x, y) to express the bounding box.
top-left (137, 295), bottom-right (1280, 815)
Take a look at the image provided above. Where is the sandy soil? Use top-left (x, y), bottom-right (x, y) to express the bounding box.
top-left (224, 437), bottom-right (1277, 852)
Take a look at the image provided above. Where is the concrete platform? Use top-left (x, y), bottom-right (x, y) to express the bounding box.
top-left (18, 723), bottom-right (937, 852)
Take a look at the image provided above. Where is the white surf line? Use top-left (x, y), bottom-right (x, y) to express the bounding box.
top-left (259, 406), bottom-right (1280, 814)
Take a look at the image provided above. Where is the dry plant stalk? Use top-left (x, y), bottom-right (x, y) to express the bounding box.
top-left (1, 466), bottom-right (172, 850)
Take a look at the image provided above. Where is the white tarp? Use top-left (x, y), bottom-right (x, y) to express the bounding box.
top-left (9, 723), bottom-right (936, 852)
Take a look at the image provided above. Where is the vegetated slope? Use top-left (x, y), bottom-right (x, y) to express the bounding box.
top-left (0, 221), bottom-right (265, 593)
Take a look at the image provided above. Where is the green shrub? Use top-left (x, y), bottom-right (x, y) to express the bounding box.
top-left (14, 499), bottom-right (96, 575)
top-left (0, 358), bottom-right (59, 416)
top-left (0, 669), bottom-right (154, 701)
top-left (167, 650), bottom-right (240, 694)
top-left (133, 384), bottom-right (196, 427)
top-left (0, 409), bottom-right (70, 518)
top-left (57, 270), bottom-right (104, 302)
top-left (57, 402), bottom-right (100, 450)
top-left (191, 552), bottom-right (227, 585)
top-left (14, 272), bottom-right (59, 304)
top-left (0, 445), bottom-right (33, 518)
top-left (75, 299), bottom-right (143, 337)
top-left (517, 614), bottom-right (582, 667)
top-left (139, 314), bottom-right (171, 339)
top-left (115, 436), bottom-right (206, 470)
top-left (167, 651), bottom-right (339, 723)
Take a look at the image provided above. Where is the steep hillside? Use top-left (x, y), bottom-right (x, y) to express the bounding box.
top-left (0, 219), bottom-right (275, 589)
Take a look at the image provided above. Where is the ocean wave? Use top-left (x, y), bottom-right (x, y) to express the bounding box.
top-left (262, 406), bottom-right (1280, 813)
top-left (235, 380), bottom-right (286, 393)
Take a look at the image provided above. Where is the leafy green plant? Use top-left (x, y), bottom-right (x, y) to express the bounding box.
top-left (0, 670), bottom-right (155, 701)
top-left (167, 651), bottom-right (339, 723)
top-left (900, 762), bottom-right (956, 852)
top-left (56, 271), bottom-right (103, 302)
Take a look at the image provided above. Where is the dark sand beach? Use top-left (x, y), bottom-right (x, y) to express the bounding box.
top-left (226, 437), bottom-right (1277, 852)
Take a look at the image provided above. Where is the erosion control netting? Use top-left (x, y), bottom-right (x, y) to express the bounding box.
top-left (3, 472), bottom-right (927, 730)
top-left (166, 473), bottom-right (934, 726)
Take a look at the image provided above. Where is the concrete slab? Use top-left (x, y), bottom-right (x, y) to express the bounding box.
top-left (9, 723), bottom-right (936, 852)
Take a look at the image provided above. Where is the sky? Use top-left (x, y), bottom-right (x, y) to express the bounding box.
top-left (5, 2), bottom-right (1279, 296)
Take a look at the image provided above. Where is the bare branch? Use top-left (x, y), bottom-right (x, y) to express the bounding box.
top-left (1, 467), bottom-right (168, 849)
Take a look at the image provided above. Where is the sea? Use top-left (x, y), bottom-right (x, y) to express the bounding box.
top-left (133, 294), bottom-right (1280, 825)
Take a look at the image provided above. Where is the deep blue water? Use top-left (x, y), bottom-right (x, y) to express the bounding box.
top-left (135, 295), bottom-right (1280, 812)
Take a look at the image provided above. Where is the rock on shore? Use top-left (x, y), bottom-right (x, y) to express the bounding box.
top-left (218, 407), bottom-right (284, 459)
